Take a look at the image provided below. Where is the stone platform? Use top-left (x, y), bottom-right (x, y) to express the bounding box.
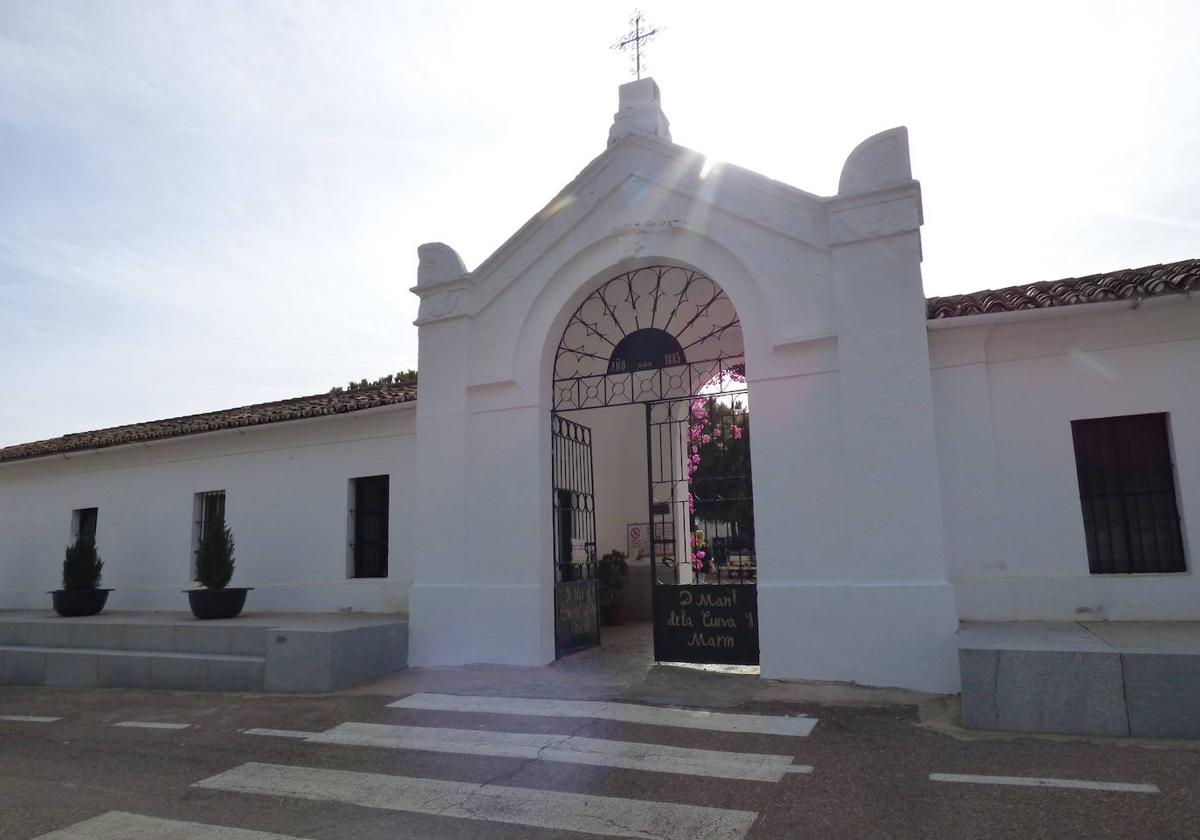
top-left (958, 621), bottom-right (1200, 739)
top-left (0, 611), bottom-right (407, 693)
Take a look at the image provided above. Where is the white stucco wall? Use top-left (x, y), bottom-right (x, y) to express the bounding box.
top-left (931, 296), bottom-right (1200, 621)
top-left (566, 404), bottom-right (647, 564)
top-left (0, 405), bottom-right (415, 613)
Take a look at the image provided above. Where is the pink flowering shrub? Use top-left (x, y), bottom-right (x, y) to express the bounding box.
top-left (686, 367), bottom-right (749, 572)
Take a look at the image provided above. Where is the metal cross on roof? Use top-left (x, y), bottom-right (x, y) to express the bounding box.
top-left (612, 10), bottom-right (662, 80)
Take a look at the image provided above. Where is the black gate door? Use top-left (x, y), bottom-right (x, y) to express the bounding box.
top-left (647, 395), bottom-right (758, 665)
top-left (552, 413), bottom-right (600, 657)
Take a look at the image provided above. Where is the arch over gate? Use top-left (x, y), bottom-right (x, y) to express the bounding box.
top-left (552, 265), bottom-right (746, 410)
top-left (550, 265), bottom-right (758, 665)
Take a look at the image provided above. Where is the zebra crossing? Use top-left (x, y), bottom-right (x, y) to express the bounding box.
top-left (388, 693), bottom-right (819, 736)
top-left (29, 693), bottom-right (818, 840)
top-left (280, 721), bottom-right (808, 781)
top-left (32, 811), bottom-right (305, 840)
top-left (197, 762), bottom-right (761, 840)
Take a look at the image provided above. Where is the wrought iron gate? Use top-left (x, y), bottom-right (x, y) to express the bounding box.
top-left (647, 394), bottom-right (758, 665)
top-left (551, 413), bottom-right (600, 657)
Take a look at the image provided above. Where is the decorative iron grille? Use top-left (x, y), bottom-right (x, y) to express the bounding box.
top-left (553, 265), bottom-right (745, 410)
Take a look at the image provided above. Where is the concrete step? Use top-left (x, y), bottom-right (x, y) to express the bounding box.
top-left (0, 644), bottom-right (264, 691)
top-left (0, 611), bottom-right (408, 693)
top-left (0, 618), bottom-right (267, 656)
top-left (958, 621), bottom-right (1200, 739)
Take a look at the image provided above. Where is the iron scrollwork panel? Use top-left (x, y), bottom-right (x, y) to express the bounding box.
top-left (554, 265), bottom-right (745, 410)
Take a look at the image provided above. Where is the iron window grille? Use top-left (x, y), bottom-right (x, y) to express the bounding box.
top-left (1071, 413), bottom-right (1186, 574)
top-left (193, 490), bottom-right (226, 574)
top-left (350, 475), bottom-right (389, 578)
top-left (73, 507), bottom-right (98, 541)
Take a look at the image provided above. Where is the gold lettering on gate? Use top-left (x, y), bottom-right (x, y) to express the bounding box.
top-left (659, 586), bottom-right (754, 657)
top-left (666, 609), bottom-right (693, 627)
top-left (695, 590), bottom-right (737, 608)
top-left (701, 609), bottom-right (737, 629)
top-left (686, 632), bottom-right (735, 648)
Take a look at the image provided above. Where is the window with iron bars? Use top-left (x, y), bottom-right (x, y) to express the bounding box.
top-left (350, 475), bottom-right (389, 578)
top-left (193, 490), bottom-right (226, 579)
top-left (1071, 413), bottom-right (1186, 574)
top-left (72, 507), bottom-right (98, 541)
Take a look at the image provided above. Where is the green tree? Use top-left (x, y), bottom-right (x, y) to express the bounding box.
top-left (62, 535), bottom-right (103, 591)
top-left (196, 524), bottom-right (236, 589)
top-left (329, 370), bottom-right (417, 394)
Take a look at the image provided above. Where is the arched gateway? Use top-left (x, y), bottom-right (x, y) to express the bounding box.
top-left (550, 265), bottom-right (758, 663)
top-left (408, 77), bottom-right (961, 693)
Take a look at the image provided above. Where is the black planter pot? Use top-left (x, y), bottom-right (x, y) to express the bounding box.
top-left (51, 588), bottom-right (111, 618)
top-left (186, 587), bottom-right (251, 620)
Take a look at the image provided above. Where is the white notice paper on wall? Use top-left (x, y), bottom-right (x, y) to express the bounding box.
top-left (571, 539), bottom-right (589, 565)
top-left (627, 523), bottom-right (650, 562)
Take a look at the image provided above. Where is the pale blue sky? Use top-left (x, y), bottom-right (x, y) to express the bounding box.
top-left (2, 1), bottom-right (1197, 446)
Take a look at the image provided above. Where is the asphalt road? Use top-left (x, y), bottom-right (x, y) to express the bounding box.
top-left (1, 685), bottom-right (1197, 840)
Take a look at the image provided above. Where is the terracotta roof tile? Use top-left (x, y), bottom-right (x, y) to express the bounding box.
top-left (0, 381), bottom-right (417, 465)
top-left (926, 258), bottom-right (1199, 319)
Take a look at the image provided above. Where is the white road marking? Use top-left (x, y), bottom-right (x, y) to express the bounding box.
top-left (388, 693), bottom-right (817, 736)
top-left (304, 721), bottom-right (802, 782)
top-left (784, 764), bottom-right (815, 774)
top-left (929, 772), bottom-right (1160, 794)
top-left (31, 810), bottom-right (310, 839)
top-left (243, 728), bottom-right (317, 739)
top-left (113, 721), bottom-right (191, 730)
top-left (0, 715), bottom-right (60, 723)
top-left (197, 762), bottom-right (759, 840)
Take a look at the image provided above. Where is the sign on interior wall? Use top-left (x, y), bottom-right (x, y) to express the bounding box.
top-left (570, 539), bottom-right (590, 565)
top-left (627, 523), bottom-right (650, 562)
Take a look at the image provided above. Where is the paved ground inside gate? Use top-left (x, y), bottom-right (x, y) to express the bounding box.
top-left (351, 623), bottom-right (933, 710)
top-left (2, 622), bottom-right (1198, 840)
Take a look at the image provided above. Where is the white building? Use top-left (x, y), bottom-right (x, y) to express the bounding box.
top-left (2, 79), bottom-right (1197, 693)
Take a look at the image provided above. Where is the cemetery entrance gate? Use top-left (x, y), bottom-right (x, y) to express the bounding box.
top-left (551, 264), bottom-right (759, 665)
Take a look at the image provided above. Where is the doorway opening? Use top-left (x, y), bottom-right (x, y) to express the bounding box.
top-left (551, 265), bottom-right (758, 665)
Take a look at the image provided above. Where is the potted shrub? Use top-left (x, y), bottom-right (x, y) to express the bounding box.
top-left (51, 535), bottom-right (110, 617)
top-left (598, 549), bottom-right (629, 626)
top-left (186, 521), bottom-right (251, 620)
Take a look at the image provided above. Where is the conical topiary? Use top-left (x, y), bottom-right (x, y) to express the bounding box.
top-left (62, 535), bottom-right (103, 591)
top-left (196, 524), bottom-right (235, 589)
